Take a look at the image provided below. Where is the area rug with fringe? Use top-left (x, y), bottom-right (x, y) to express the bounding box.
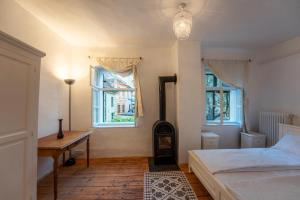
top-left (144, 171), bottom-right (197, 200)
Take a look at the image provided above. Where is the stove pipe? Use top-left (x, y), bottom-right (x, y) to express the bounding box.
top-left (159, 74), bottom-right (177, 121)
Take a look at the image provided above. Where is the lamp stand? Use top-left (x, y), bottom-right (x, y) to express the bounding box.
top-left (68, 83), bottom-right (72, 131)
top-left (64, 79), bottom-right (76, 166)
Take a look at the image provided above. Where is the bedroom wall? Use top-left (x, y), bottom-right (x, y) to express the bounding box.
top-left (175, 40), bottom-right (203, 163)
top-left (249, 37), bottom-right (300, 128)
top-left (257, 53), bottom-right (300, 126)
top-left (70, 45), bottom-right (177, 158)
top-left (0, 0), bottom-right (72, 179)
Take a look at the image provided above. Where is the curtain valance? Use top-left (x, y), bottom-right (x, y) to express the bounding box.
top-left (92, 57), bottom-right (141, 74)
top-left (203, 59), bottom-right (249, 89)
top-left (90, 57), bottom-right (143, 118)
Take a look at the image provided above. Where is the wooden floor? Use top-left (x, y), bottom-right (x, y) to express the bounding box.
top-left (38, 157), bottom-right (212, 200)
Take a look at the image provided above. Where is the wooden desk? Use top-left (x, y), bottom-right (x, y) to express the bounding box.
top-left (38, 131), bottom-right (91, 200)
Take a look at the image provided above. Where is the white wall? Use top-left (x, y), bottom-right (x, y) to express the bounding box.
top-left (70, 46), bottom-right (177, 158)
top-left (254, 36), bottom-right (300, 64)
top-left (175, 40), bottom-right (203, 163)
top-left (0, 0), bottom-right (72, 136)
top-left (248, 36), bottom-right (300, 130)
top-left (202, 47), bottom-right (252, 60)
top-left (259, 53), bottom-right (300, 125)
top-left (0, 0), bottom-right (72, 180)
top-left (246, 61), bottom-right (261, 131)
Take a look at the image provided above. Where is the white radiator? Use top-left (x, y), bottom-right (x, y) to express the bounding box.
top-left (259, 112), bottom-right (293, 147)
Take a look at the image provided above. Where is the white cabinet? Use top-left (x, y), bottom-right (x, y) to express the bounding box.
top-left (0, 31), bottom-right (45, 200)
top-left (201, 132), bottom-right (220, 149)
top-left (241, 131), bottom-right (266, 148)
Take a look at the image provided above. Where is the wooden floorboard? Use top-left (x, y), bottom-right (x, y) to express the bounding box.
top-left (37, 157), bottom-right (212, 200)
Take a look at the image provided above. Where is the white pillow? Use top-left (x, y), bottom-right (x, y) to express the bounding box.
top-left (273, 134), bottom-right (300, 156)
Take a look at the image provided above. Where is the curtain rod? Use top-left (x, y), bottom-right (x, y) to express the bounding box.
top-left (88, 56), bottom-right (142, 60)
top-left (201, 58), bottom-right (252, 62)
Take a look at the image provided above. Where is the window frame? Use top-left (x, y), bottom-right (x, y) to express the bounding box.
top-left (205, 72), bottom-right (241, 125)
top-left (91, 67), bottom-right (136, 128)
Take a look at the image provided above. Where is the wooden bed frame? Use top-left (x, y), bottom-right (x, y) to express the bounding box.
top-left (188, 123), bottom-right (300, 200)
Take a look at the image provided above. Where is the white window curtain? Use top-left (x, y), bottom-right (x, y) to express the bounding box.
top-left (90, 57), bottom-right (144, 118)
top-left (203, 59), bottom-right (250, 132)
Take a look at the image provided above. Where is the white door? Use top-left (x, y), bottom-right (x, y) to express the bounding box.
top-left (0, 37), bottom-right (42, 200)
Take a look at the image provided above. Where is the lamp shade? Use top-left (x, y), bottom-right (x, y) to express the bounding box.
top-left (173, 4), bottom-right (192, 40)
top-left (64, 78), bottom-right (75, 85)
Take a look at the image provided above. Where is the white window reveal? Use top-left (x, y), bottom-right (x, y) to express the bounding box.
top-left (91, 67), bottom-right (136, 127)
top-left (205, 67), bottom-right (242, 125)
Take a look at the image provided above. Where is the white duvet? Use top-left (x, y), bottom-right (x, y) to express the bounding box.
top-left (225, 174), bottom-right (300, 200)
top-left (191, 148), bottom-right (300, 174)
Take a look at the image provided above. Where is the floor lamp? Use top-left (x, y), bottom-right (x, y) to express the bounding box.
top-left (64, 78), bottom-right (76, 166)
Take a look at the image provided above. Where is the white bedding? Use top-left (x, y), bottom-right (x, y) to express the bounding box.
top-left (225, 174), bottom-right (300, 200)
top-left (191, 148), bottom-right (300, 174)
top-left (215, 169), bottom-right (300, 185)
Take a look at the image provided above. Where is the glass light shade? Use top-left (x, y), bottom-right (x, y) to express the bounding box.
top-left (173, 9), bottom-right (192, 40)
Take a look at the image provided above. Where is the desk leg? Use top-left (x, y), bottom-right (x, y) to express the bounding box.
top-left (53, 154), bottom-right (58, 200)
top-left (87, 137), bottom-right (90, 168)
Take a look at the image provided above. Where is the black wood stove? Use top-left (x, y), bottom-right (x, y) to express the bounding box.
top-left (152, 75), bottom-right (177, 165)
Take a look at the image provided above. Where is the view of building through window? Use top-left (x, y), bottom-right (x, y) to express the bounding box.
top-left (92, 67), bottom-right (135, 127)
top-left (205, 67), bottom-right (242, 124)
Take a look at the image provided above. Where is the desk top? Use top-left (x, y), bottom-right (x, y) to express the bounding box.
top-left (38, 131), bottom-right (91, 150)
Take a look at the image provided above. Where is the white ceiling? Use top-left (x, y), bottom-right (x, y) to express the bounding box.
top-left (15, 0), bottom-right (300, 49)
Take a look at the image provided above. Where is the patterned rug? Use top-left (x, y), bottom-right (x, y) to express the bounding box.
top-left (144, 171), bottom-right (197, 200)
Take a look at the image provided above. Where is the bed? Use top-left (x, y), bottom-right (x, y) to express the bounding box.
top-left (188, 123), bottom-right (300, 200)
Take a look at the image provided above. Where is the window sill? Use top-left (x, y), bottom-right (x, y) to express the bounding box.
top-left (205, 122), bottom-right (241, 126)
top-left (93, 123), bottom-right (136, 128)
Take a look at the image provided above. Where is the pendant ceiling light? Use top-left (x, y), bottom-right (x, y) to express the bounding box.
top-left (173, 3), bottom-right (192, 40)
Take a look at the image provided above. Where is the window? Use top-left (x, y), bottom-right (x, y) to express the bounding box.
top-left (205, 67), bottom-right (242, 124)
top-left (92, 67), bottom-right (135, 127)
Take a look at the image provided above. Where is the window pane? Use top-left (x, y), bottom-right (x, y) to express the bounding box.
top-left (205, 73), bottom-right (222, 87)
top-left (223, 91), bottom-right (230, 120)
top-left (214, 91), bottom-right (221, 120)
top-left (225, 89), bottom-right (242, 123)
top-left (101, 90), bottom-right (135, 123)
top-left (216, 78), bottom-right (222, 87)
top-left (206, 91), bottom-right (213, 120)
top-left (205, 74), bottom-right (215, 87)
top-left (206, 91), bottom-right (220, 121)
